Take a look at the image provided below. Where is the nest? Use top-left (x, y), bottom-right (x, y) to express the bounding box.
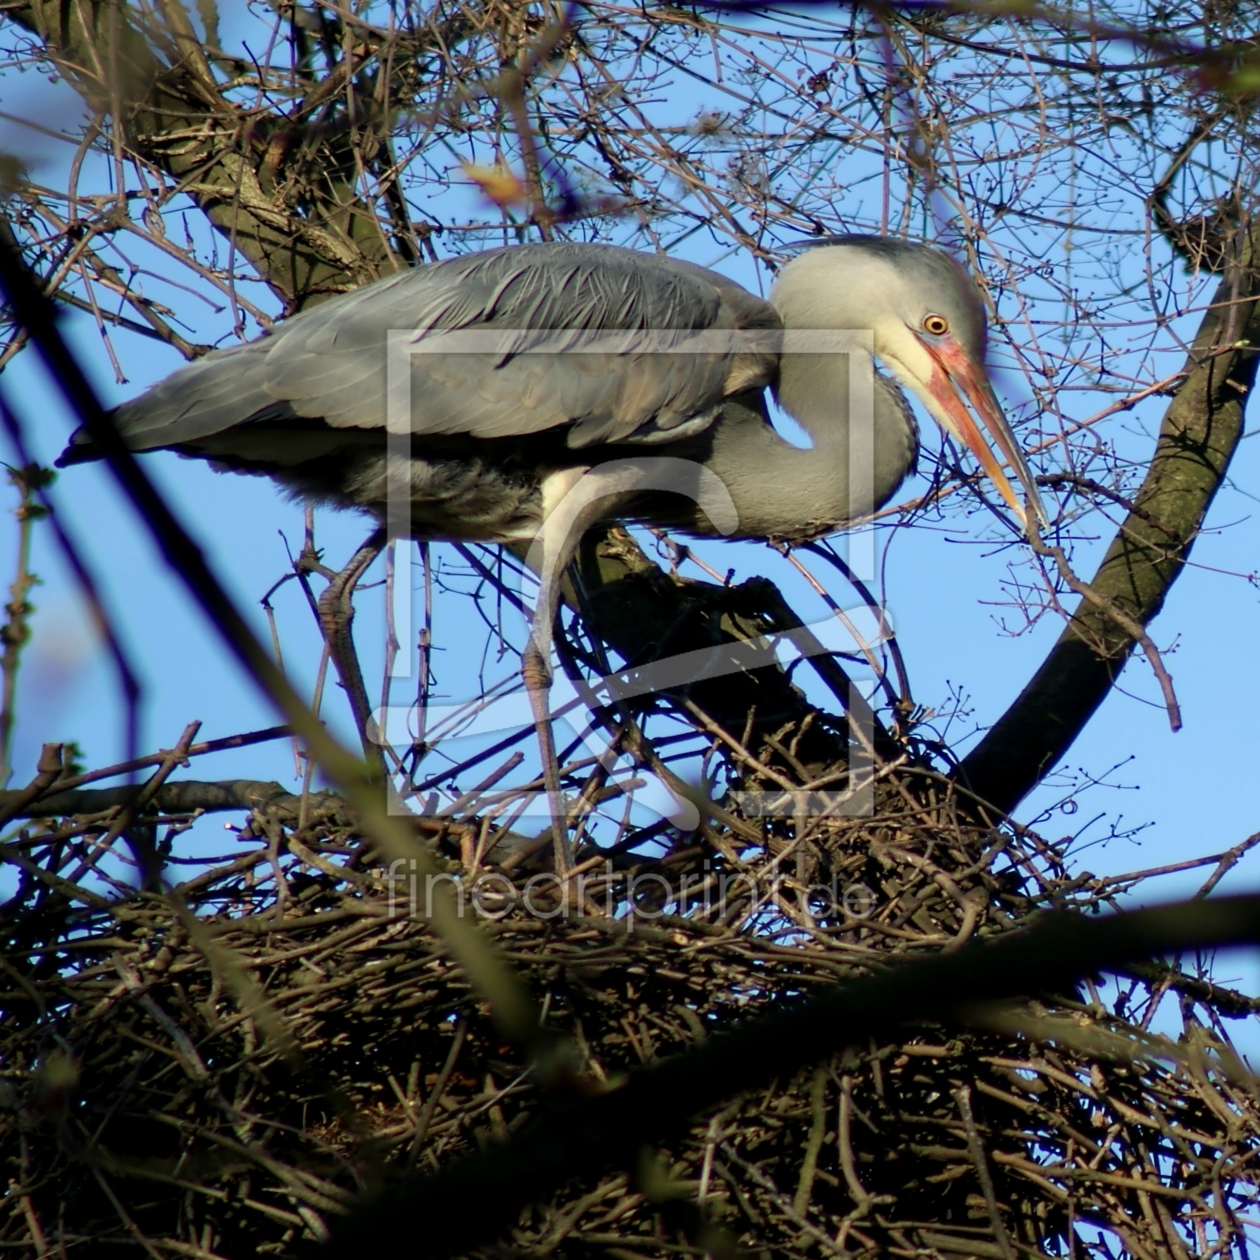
top-left (2, 768), bottom-right (1259, 1259)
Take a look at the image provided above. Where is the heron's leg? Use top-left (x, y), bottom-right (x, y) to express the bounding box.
top-left (521, 633), bottom-right (572, 876)
top-left (464, 540), bottom-right (572, 872)
top-left (517, 467), bottom-right (646, 876)
top-left (520, 511), bottom-right (590, 879)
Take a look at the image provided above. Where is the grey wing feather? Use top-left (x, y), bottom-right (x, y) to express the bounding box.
top-left (85, 243), bottom-right (782, 459)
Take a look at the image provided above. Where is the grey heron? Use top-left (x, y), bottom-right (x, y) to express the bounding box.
top-left (58, 236), bottom-right (1046, 868)
top-left (58, 237), bottom-right (1044, 537)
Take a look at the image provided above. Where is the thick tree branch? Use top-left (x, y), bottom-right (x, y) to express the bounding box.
top-left (0, 776), bottom-right (340, 820)
top-left (957, 229), bottom-right (1260, 813)
top-left (8, 0), bottom-right (400, 306)
top-left (571, 528), bottom-right (866, 773)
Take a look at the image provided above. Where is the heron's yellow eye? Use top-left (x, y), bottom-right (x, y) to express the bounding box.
top-left (923, 314), bottom-right (949, 336)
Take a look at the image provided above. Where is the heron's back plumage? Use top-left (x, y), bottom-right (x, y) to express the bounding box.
top-left (71, 244), bottom-right (780, 463)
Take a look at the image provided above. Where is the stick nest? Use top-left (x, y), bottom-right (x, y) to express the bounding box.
top-left (3, 770), bottom-right (1258, 1259)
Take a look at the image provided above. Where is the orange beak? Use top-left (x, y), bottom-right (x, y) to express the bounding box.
top-left (918, 334), bottom-right (1047, 533)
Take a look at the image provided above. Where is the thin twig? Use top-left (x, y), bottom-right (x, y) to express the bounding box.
top-left (0, 465), bottom-right (48, 787)
top-left (953, 1084), bottom-right (1018, 1260)
top-left (1030, 532), bottom-right (1182, 732)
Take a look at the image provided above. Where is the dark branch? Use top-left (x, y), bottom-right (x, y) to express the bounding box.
top-left (0, 777), bottom-right (342, 821)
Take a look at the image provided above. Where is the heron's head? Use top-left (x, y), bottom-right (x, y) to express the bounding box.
top-left (773, 236), bottom-right (1047, 531)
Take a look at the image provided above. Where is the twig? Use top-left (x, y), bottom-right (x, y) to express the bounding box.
top-left (1036, 472), bottom-right (1180, 540)
top-left (0, 742), bottom-right (64, 829)
top-left (74, 720), bottom-right (202, 888)
top-left (791, 1067), bottom-right (828, 1215)
top-left (1030, 532), bottom-right (1182, 732)
top-left (0, 777), bottom-right (342, 821)
top-left (1196, 830), bottom-right (1260, 899)
top-left (801, 540), bottom-right (913, 714)
top-left (0, 465), bottom-right (48, 787)
top-left (260, 564), bottom-right (302, 781)
top-left (837, 1074), bottom-right (871, 1208)
top-left (953, 1084), bottom-right (1017, 1260)
top-left (408, 1018), bottom-right (469, 1169)
top-left (0, 400), bottom-right (142, 768)
top-left (719, 1145), bottom-right (850, 1257)
top-left (309, 528), bottom-right (387, 771)
top-left (9, 723), bottom-right (291, 797)
top-left (413, 540), bottom-right (434, 772)
top-left (380, 539), bottom-right (401, 729)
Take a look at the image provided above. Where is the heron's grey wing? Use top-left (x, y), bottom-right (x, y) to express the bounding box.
top-left (261, 243), bottom-right (781, 447)
top-left (73, 243), bottom-right (781, 461)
